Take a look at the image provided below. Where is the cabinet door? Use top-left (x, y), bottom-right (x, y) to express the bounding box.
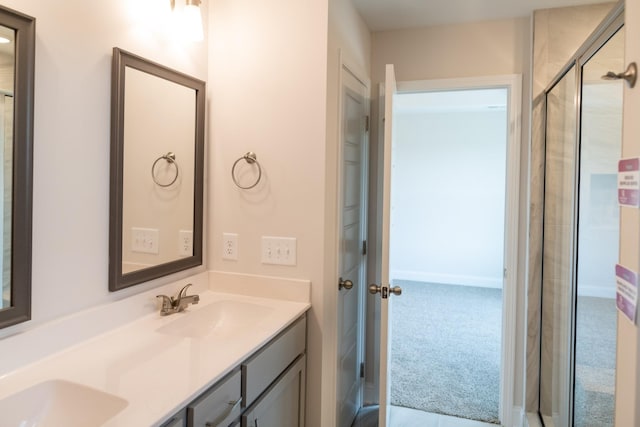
top-left (243, 316), bottom-right (306, 408)
top-left (242, 354), bottom-right (306, 427)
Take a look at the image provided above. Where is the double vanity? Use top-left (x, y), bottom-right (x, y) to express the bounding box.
top-left (0, 273), bottom-right (310, 426)
top-left (0, 4), bottom-right (311, 426)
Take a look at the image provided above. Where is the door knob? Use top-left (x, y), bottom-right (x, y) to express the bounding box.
top-left (368, 284), bottom-right (402, 296)
top-left (390, 286), bottom-right (402, 296)
top-left (339, 277), bottom-right (354, 291)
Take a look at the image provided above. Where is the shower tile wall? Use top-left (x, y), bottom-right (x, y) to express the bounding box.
top-left (527, 2), bottom-right (616, 413)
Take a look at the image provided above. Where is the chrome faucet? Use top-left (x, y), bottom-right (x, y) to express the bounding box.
top-left (156, 284), bottom-right (200, 316)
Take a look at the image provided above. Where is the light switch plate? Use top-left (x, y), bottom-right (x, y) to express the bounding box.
top-left (261, 236), bottom-right (296, 266)
top-left (131, 227), bottom-right (159, 254)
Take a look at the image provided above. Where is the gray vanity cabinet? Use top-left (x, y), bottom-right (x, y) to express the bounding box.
top-left (242, 316), bottom-right (306, 408)
top-left (241, 354), bottom-right (306, 427)
top-left (160, 409), bottom-right (186, 427)
top-left (241, 316), bottom-right (306, 427)
top-left (161, 314), bottom-right (307, 427)
top-left (187, 369), bottom-right (242, 427)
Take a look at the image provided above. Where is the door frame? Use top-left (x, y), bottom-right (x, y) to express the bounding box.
top-left (377, 74), bottom-right (522, 425)
top-left (334, 49), bottom-right (371, 426)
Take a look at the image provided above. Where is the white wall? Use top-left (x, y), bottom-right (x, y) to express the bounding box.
top-left (391, 108), bottom-right (507, 288)
top-left (371, 18), bottom-right (530, 84)
top-left (617, 0), bottom-right (640, 424)
top-left (207, 1), bottom-right (330, 425)
top-left (0, 0), bottom-right (208, 340)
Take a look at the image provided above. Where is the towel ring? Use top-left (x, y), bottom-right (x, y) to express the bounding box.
top-left (232, 152), bottom-right (262, 189)
top-left (152, 152), bottom-right (179, 187)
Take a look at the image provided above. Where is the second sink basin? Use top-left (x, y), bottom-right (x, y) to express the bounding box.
top-left (0, 379), bottom-right (128, 427)
top-left (157, 299), bottom-right (274, 338)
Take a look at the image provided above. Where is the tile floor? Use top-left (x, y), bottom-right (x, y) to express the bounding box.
top-left (352, 406), bottom-right (500, 427)
top-left (390, 406), bottom-right (499, 427)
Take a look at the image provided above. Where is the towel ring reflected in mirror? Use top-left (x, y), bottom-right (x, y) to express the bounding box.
top-left (109, 47), bottom-right (205, 292)
top-left (151, 152), bottom-right (179, 187)
top-left (231, 151), bottom-right (262, 190)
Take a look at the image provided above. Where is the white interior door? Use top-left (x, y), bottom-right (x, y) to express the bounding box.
top-left (337, 63), bottom-right (368, 427)
top-left (373, 63), bottom-right (398, 427)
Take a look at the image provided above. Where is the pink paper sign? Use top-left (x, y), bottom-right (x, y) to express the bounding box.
top-left (616, 264), bottom-right (638, 324)
top-left (618, 158), bottom-right (640, 207)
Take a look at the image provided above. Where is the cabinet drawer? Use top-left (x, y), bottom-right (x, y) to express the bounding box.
top-left (188, 369), bottom-right (242, 427)
top-left (242, 316), bottom-right (306, 408)
top-left (161, 409), bottom-right (186, 427)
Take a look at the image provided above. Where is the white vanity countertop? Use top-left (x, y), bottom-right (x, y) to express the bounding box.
top-left (0, 290), bottom-right (310, 426)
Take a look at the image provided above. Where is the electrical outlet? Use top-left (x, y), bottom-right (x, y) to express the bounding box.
top-left (131, 227), bottom-right (159, 254)
top-left (223, 233), bottom-right (238, 260)
top-left (261, 236), bottom-right (296, 266)
top-left (178, 230), bottom-right (193, 257)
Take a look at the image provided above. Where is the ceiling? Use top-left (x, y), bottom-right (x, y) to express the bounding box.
top-left (351, 0), bottom-right (610, 31)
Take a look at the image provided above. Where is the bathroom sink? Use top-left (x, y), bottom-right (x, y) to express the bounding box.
top-left (157, 299), bottom-right (274, 338)
top-left (0, 379), bottom-right (128, 427)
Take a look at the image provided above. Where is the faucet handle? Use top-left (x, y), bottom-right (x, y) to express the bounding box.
top-left (177, 283), bottom-right (193, 299)
top-left (156, 295), bottom-right (174, 315)
top-left (156, 294), bottom-right (172, 305)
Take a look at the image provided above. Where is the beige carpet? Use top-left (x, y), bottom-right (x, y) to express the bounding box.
top-left (389, 280), bottom-right (502, 424)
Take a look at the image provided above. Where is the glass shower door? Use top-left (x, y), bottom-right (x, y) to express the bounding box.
top-left (574, 26), bottom-right (624, 427)
top-left (539, 18), bottom-right (623, 427)
top-left (540, 65), bottom-right (577, 427)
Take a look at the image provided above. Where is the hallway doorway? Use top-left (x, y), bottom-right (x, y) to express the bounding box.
top-left (389, 87), bottom-right (508, 424)
top-left (362, 74), bottom-right (522, 427)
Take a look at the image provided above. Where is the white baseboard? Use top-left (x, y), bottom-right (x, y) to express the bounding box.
top-left (390, 269), bottom-right (503, 289)
top-left (507, 406), bottom-right (525, 427)
top-left (576, 283), bottom-right (616, 299)
top-left (525, 412), bottom-right (543, 427)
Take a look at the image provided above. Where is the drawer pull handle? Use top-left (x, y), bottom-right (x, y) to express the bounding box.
top-left (205, 396), bottom-right (242, 427)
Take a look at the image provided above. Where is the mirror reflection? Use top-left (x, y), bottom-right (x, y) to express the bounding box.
top-left (0, 4), bottom-right (34, 329)
top-left (121, 67), bottom-right (196, 273)
top-left (109, 48), bottom-right (205, 291)
top-left (0, 25), bottom-right (13, 310)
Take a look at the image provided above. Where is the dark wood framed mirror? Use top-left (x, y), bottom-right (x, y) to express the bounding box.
top-left (0, 6), bottom-right (34, 329)
top-left (109, 48), bottom-right (205, 292)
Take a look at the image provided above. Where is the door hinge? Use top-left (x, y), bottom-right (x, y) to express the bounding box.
top-left (365, 115), bottom-right (370, 132)
top-left (360, 362), bottom-right (365, 378)
top-left (362, 240), bottom-right (367, 255)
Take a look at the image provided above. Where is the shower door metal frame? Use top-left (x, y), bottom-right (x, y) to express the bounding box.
top-left (539, 2), bottom-right (624, 426)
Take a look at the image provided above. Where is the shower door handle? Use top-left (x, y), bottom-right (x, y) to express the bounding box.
top-left (602, 62), bottom-right (637, 88)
